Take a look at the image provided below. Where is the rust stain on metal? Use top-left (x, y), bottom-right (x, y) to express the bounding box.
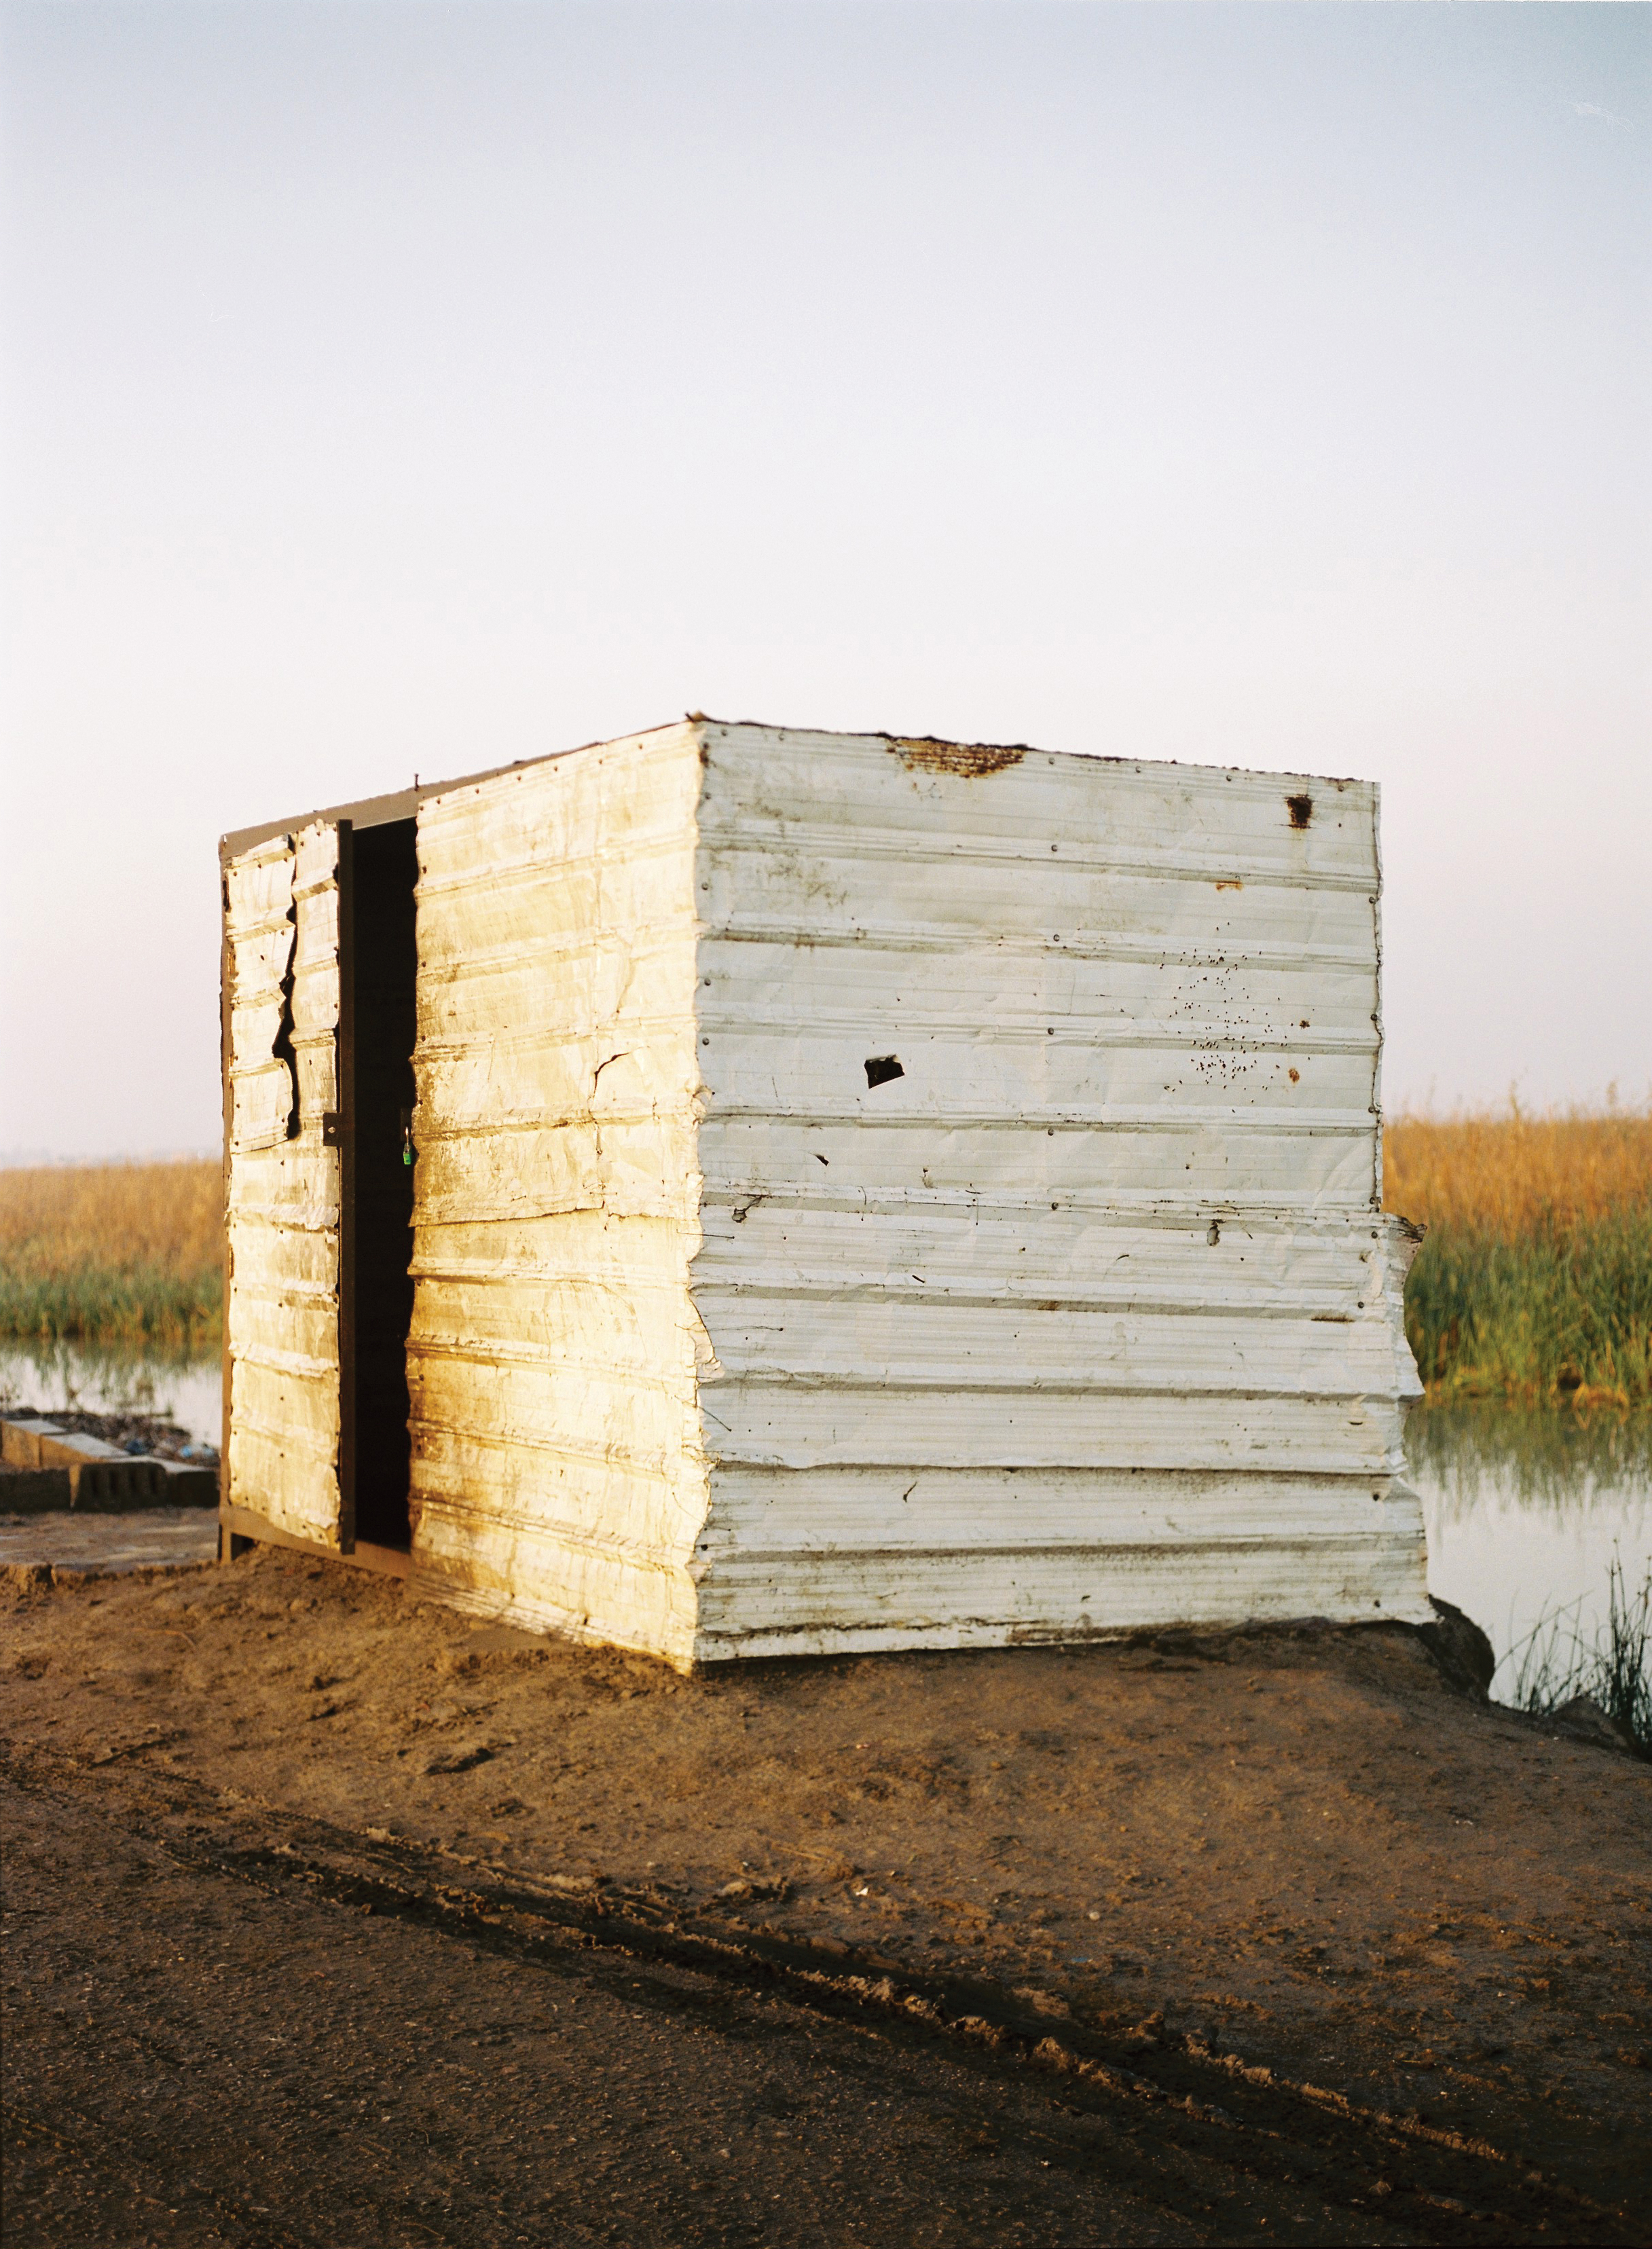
top-left (890, 737), bottom-right (1027, 778)
top-left (1286, 793), bottom-right (1314, 829)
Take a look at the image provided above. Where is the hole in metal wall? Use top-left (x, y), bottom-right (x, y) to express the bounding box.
top-left (864, 1055), bottom-right (904, 1089)
top-left (1286, 793), bottom-right (1313, 830)
top-left (271, 905), bottom-right (300, 1140)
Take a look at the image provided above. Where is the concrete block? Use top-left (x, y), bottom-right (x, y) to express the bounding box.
top-left (24, 1429), bottom-right (161, 1507)
top-left (1, 1419), bottom-right (65, 1470)
top-left (0, 1465), bottom-right (74, 1512)
top-left (37, 1431), bottom-right (128, 1471)
top-left (156, 1458), bottom-right (220, 1508)
top-left (2, 1421), bottom-right (217, 1510)
top-left (71, 1457), bottom-right (170, 1511)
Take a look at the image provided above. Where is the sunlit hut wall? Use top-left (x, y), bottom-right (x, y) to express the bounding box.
top-left (1384, 1106), bottom-right (1652, 1406)
top-left (0, 1160), bottom-right (221, 1345)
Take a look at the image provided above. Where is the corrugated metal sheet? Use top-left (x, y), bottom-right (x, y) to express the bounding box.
top-left (686, 725), bottom-right (1427, 1658)
top-left (223, 822), bottom-right (345, 1546)
top-left (405, 729), bottom-right (709, 1664)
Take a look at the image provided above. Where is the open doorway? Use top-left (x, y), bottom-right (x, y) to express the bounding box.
top-left (342, 818), bottom-right (418, 1551)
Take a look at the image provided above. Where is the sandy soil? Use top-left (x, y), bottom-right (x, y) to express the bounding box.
top-left (3, 1548), bottom-right (1649, 2242)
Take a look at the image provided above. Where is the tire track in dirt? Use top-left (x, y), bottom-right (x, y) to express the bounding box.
top-left (3, 1741), bottom-right (1632, 2245)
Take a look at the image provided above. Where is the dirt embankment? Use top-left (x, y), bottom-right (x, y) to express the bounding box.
top-left (3, 1550), bottom-right (1649, 2233)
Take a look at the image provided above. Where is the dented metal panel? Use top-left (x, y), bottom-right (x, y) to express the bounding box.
top-left (224, 839), bottom-right (297, 1153)
top-left (405, 729), bottom-right (709, 1664)
top-left (223, 821), bottom-right (346, 1546)
top-left (686, 725), bottom-right (1427, 1658)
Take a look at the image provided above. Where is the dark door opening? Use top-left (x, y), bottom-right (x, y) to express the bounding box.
top-left (341, 818), bottom-right (418, 1551)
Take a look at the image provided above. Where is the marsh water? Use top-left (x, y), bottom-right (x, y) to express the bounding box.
top-left (1410, 1402), bottom-right (1652, 1702)
top-left (0, 1340), bottom-right (223, 1451)
top-left (3, 1342), bottom-right (1648, 1706)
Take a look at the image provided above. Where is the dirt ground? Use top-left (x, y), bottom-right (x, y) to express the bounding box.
top-left (3, 1547), bottom-right (1649, 2245)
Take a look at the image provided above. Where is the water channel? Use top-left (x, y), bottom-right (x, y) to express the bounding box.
top-left (3, 1341), bottom-right (1648, 1706)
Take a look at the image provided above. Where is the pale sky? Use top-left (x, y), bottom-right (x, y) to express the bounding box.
top-left (2, 0), bottom-right (1647, 1159)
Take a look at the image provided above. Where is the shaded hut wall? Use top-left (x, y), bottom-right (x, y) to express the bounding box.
top-left (405, 727), bottom-right (708, 1662)
top-left (223, 822), bottom-right (347, 1546)
top-left (686, 726), bottom-right (1427, 1659)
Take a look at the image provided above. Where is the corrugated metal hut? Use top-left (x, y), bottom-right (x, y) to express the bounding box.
top-left (219, 718), bottom-right (1429, 1665)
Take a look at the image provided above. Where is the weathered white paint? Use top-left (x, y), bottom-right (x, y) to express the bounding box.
top-left (223, 821), bottom-right (346, 1546)
top-left (405, 729), bottom-right (709, 1663)
top-left (381, 720), bottom-right (1425, 1663)
top-left (685, 727), bottom-right (1425, 1658)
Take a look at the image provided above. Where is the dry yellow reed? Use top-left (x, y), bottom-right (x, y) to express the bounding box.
top-left (1384, 1103), bottom-right (1652, 1236)
top-left (0, 1159), bottom-right (221, 1280)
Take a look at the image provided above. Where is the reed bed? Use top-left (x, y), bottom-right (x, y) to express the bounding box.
top-left (1386, 1103), bottom-right (1652, 1408)
top-left (0, 1160), bottom-right (221, 1345)
top-left (3, 1108), bottom-right (1648, 1402)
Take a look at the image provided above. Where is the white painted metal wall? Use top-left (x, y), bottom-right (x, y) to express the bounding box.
top-left (223, 822), bottom-right (347, 1546)
top-left (387, 720), bottom-right (1425, 1663)
top-left (685, 725), bottom-right (1427, 1657)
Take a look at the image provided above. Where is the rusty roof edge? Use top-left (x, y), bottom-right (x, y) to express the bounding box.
top-left (220, 715), bottom-right (1376, 863)
top-left (709, 717), bottom-right (1374, 793)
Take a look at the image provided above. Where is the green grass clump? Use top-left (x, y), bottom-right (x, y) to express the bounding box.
top-left (1403, 1203), bottom-right (1652, 1407)
top-left (1387, 1105), bottom-right (1652, 1408)
top-left (0, 1262), bottom-right (222, 1347)
top-left (1510, 1555), bottom-right (1652, 1759)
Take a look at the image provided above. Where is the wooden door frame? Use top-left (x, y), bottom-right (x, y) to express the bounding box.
top-left (335, 818), bottom-right (358, 1552)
